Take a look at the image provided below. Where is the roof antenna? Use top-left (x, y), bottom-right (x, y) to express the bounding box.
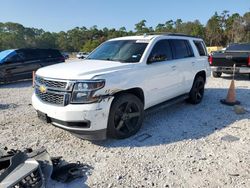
top-left (143, 33), bottom-right (147, 38)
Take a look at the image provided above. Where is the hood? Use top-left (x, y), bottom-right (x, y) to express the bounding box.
top-left (36, 59), bottom-right (133, 80)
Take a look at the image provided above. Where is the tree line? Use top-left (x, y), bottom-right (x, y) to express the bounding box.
top-left (0, 11), bottom-right (249, 52)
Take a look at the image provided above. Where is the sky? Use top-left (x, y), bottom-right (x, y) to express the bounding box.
top-left (0, 0), bottom-right (249, 32)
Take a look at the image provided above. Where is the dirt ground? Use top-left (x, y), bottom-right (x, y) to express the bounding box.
top-left (0, 74), bottom-right (249, 188)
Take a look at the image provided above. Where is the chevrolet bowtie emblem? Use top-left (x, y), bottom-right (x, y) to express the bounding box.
top-left (39, 85), bottom-right (47, 94)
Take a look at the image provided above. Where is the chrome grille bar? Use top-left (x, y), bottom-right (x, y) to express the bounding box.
top-left (35, 76), bottom-right (73, 106)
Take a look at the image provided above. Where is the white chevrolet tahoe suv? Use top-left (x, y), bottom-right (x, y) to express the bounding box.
top-left (32, 34), bottom-right (210, 140)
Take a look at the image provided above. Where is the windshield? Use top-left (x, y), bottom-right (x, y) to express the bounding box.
top-left (0, 49), bottom-right (15, 63)
top-left (87, 40), bottom-right (148, 63)
top-left (226, 43), bottom-right (250, 52)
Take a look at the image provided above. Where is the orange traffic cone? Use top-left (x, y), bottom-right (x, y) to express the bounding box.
top-left (220, 80), bottom-right (240, 106)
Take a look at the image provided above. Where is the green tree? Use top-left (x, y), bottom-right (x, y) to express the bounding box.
top-left (135, 20), bottom-right (149, 34)
top-left (81, 40), bottom-right (100, 52)
top-left (225, 13), bottom-right (241, 43)
top-left (243, 12), bottom-right (250, 42)
top-left (205, 12), bottom-right (223, 46)
top-left (231, 16), bottom-right (245, 43)
top-left (165, 20), bottom-right (174, 32)
top-left (0, 10), bottom-right (249, 52)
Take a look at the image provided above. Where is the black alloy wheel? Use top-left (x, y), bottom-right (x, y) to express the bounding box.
top-left (188, 76), bottom-right (205, 104)
top-left (107, 94), bottom-right (144, 139)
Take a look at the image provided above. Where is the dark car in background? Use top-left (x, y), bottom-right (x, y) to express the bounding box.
top-left (0, 48), bottom-right (65, 83)
top-left (209, 43), bottom-right (250, 78)
top-left (76, 52), bottom-right (89, 59)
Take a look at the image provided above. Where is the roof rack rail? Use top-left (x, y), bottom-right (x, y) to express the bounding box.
top-left (141, 32), bottom-right (201, 38)
top-left (165, 33), bottom-right (200, 38)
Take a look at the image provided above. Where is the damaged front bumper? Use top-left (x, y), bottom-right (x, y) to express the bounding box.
top-left (32, 94), bottom-right (114, 140)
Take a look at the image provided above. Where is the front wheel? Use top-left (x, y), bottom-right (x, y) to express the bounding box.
top-left (107, 94), bottom-right (144, 139)
top-left (188, 76), bottom-right (205, 104)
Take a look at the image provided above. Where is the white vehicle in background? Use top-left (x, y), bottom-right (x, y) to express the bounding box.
top-left (76, 52), bottom-right (89, 59)
top-left (32, 34), bottom-right (210, 140)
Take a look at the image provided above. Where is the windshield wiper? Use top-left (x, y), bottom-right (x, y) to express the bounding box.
top-left (107, 58), bottom-right (128, 63)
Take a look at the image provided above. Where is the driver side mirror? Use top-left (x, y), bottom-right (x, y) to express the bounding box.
top-left (147, 54), bottom-right (167, 64)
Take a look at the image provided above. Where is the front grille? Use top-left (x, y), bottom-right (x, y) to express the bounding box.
top-left (35, 88), bottom-right (65, 105)
top-left (35, 76), bottom-right (72, 106)
top-left (35, 76), bottom-right (67, 89)
top-left (13, 168), bottom-right (43, 188)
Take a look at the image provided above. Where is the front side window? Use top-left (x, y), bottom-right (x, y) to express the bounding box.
top-left (148, 40), bottom-right (173, 63)
top-left (4, 52), bottom-right (22, 63)
top-left (170, 39), bottom-right (194, 59)
top-left (87, 40), bottom-right (148, 63)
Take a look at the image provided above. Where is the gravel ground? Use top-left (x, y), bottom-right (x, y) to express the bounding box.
top-left (0, 74), bottom-right (250, 188)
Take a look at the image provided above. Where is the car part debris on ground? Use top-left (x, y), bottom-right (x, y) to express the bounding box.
top-left (0, 147), bottom-right (90, 188)
top-left (51, 161), bottom-right (90, 183)
top-left (234, 105), bottom-right (247, 115)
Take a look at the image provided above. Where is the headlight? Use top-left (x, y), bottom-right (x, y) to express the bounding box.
top-left (71, 80), bottom-right (105, 104)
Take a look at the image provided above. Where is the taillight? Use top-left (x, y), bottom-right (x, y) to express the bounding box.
top-left (248, 56), bottom-right (250, 66)
top-left (208, 55), bottom-right (213, 65)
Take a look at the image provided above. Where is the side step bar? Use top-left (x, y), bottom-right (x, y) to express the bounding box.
top-left (145, 94), bottom-right (189, 115)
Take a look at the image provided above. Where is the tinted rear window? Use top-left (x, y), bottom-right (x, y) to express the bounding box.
top-left (39, 49), bottom-right (62, 58)
top-left (193, 40), bottom-right (207, 56)
top-left (18, 49), bottom-right (40, 60)
top-left (170, 39), bottom-right (194, 59)
top-left (18, 49), bottom-right (63, 59)
top-left (226, 44), bottom-right (250, 51)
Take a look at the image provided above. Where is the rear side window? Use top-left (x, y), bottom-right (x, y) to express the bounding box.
top-left (170, 39), bottom-right (194, 59)
top-left (39, 49), bottom-right (62, 58)
top-left (193, 40), bottom-right (207, 56)
top-left (20, 49), bottom-right (39, 60)
top-left (149, 40), bottom-right (173, 61)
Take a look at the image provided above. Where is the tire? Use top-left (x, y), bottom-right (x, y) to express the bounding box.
top-left (188, 76), bottom-right (205, 104)
top-left (212, 71), bottom-right (222, 78)
top-left (107, 94), bottom-right (144, 139)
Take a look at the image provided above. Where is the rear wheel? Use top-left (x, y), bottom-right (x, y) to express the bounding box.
top-left (107, 94), bottom-right (144, 139)
top-left (212, 71), bottom-right (222, 78)
top-left (188, 76), bottom-right (205, 104)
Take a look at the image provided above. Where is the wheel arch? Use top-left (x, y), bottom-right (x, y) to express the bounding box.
top-left (194, 70), bottom-right (206, 82)
top-left (112, 87), bottom-right (145, 106)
